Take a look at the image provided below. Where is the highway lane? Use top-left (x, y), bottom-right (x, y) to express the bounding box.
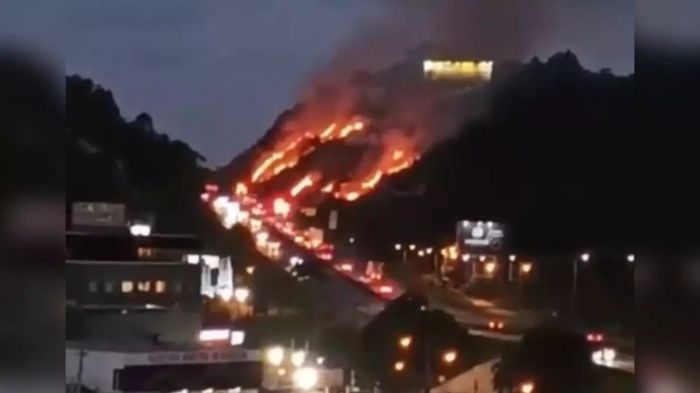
top-left (213, 195), bottom-right (635, 375)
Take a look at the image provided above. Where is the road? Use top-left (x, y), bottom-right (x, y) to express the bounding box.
top-left (212, 194), bottom-right (635, 374)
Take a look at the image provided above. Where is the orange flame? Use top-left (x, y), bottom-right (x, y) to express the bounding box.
top-left (273, 197), bottom-right (291, 217)
top-left (250, 119), bottom-right (367, 185)
top-left (344, 192), bottom-right (360, 201)
top-left (235, 182), bottom-right (248, 196)
top-left (290, 174), bottom-right (316, 197)
top-left (361, 170), bottom-right (383, 190)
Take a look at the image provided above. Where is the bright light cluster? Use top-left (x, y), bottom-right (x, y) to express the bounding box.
top-left (423, 60), bottom-right (493, 81)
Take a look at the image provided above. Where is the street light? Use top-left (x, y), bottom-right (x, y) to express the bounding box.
top-left (395, 243), bottom-right (402, 251)
top-left (442, 350), bottom-right (457, 364)
top-left (426, 248), bottom-right (433, 255)
top-left (572, 252), bottom-right (591, 319)
top-left (508, 254), bottom-right (517, 262)
top-left (484, 261), bottom-right (497, 275)
top-left (627, 254), bottom-right (635, 263)
top-left (409, 244), bottom-right (416, 251)
top-left (292, 366), bottom-right (319, 390)
top-left (349, 237), bottom-right (355, 244)
top-left (246, 265), bottom-right (255, 275)
top-left (398, 335), bottom-right (412, 349)
top-left (418, 250), bottom-right (425, 257)
top-left (520, 262), bottom-right (533, 274)
top-left (394, 361), bottom-right (405, 372)
top-left (461, 253), bottom-right (470, 262)
top-left (519, 381), bottom-right (535, 393)
top-left (266, 346), bottom-right (285, 366)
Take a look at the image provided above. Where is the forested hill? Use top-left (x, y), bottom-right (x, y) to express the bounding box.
top-left (66, 75), bottom-right (211, 233)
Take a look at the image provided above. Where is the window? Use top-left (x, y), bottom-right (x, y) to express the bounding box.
top-left (122, 281), bottom-right (134, 293)
top-left (137, 281), bottom-right (151, 292)
top-left (105, 281), bottom-right (114, 293)
top-left (155, 280), bottom-right (166, 293)
top-left (88, 281), bottom-right (98, 293)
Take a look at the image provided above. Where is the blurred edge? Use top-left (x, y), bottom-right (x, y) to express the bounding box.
top-left (0, 44), bottom-right (64, 392)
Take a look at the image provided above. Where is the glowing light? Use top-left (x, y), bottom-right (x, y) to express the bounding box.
top-left (580, 253), bottom-right (591, 262)
top-left (361, 170), bottom-right (383, 190)
top-left (627, 254), bottom-right (635, 263)
top-left (519, 381), bottom-right (535, 393)
top-left (520, 262), bottom-right (533, 274)
top-left (379, 285), bottom-right (393, 294)
top-left (252, 151), bottom-right (284, 182)
top-left (484, 261), bottom-right (497, 275)
top-left (319, 123), bottom-right (337, 141)
top-left (423, 60), bottom-right (493, 81)
top-left (235, 182), bottom-right (248, 196)
top-left (246, 266), bottom-right (255, 275)
top-left (321, 183), bottom-right (334, 193)
top-left (399, 335), bottom-right (412, 349)
top-left (418, 250), bottom-right (425, 257)
top-left (344, 192), bottom-right (360, 201)
top-left (291, 350), bottom-right (307, 367)
top-left (392, 150), bottom-right (405, 160)
top-left (198, 329), bottom-right (230, 342)
top-left (290, 174), bottom-right (315, 197)
top-left (443, 350), bottom-right (457, 364)
top-left (509, 254), bottom-right (517, 262)
top-left (129, 223), bottom-right (151, 237)
top-left (394, 361), bottom-right (405, 372)
top-left (273, 197), bottom-right (291, 217)
top-left (230, 330), bottom-right (245, 346)
top-left (266, 346), bottom-right (285, 366)
top-left (395, 244), bottom-right (402, 251)
top-left (233, 287), bottom-right (250, 303)
top-left (292, 366), bottom-right (319, 390)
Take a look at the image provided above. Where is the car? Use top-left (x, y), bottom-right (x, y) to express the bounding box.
top-left (488, 320), bottom-right (505, 331)
top-left (586, 332), bottom-right (605, 344)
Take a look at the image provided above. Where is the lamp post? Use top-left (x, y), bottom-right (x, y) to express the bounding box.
top-left (572, 252), bottom-right (590, 320)
top-left (395, 243), bottom-right (408, 264)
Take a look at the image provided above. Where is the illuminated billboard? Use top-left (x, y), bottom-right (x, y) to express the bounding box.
top-left (456, 220), bottom-right (504, 249)
top-left (423, 60), bottom-right (493, 81)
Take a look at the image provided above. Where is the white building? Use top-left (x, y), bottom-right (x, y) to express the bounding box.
top-left (66, 343), bottom-right (262, 393)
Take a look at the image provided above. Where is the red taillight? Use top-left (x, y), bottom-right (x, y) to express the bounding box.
top-left (596, 334), bottom-right (604, 342)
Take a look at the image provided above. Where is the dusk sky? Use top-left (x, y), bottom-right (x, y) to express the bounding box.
top-left (61, 1), bottom-right (634, 166)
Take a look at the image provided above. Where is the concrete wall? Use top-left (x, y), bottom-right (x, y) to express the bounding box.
top-left (66, 349), bottom-right (126, 392)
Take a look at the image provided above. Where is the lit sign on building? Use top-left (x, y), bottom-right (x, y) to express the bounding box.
top-left (423, 60), bottom-right (493, 81)
top-left (457, 220), bottom-right (504, 249)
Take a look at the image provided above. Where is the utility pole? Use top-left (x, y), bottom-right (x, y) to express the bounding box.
top-left (74, 349), bottom-right (88, 393)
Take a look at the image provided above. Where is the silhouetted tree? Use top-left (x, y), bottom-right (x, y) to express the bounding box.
top-left (492, 323), bottom-right (597, 393)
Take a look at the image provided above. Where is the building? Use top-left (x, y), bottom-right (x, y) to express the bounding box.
top-left (66, 202), bottom-right (235, 345)
top-left (66, 343), bottom-right (263, 393)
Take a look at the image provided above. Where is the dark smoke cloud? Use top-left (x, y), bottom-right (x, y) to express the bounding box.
top-left (305, 0), bottom-right (632, 88)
